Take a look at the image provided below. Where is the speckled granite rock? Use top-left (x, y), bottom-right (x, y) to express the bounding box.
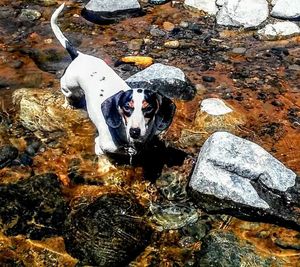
top-left (126, 63), bottom-right (196, 100)
top-left (216, 0), bottom-right (269, 28)
top-left (81, 0), bottom-right (143, 24)
top-left (189, 132), bottom-right (300, 230)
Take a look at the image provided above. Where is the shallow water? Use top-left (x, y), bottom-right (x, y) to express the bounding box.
top-left (0, 0), bottom-right (300, 266)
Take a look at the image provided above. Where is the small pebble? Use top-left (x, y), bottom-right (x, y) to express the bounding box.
top-left (179, 21), bottom-right (189, 28)
top-left (128, 39), bottom-right (143, 51)
top-left (232, 47), bottom-right (247, 54)
top-left (202, 76), bottom-right (216, 83)
top-left (19, 153), bottom-right (33, 166)
top-left (271, 100), bottom-right (284, 107)
top-left (164, 40), bottom-right (180, 48)
top-left (150, 26), bottom-right (166, 37)
top-left (163, 21), bottom-right (175, 31)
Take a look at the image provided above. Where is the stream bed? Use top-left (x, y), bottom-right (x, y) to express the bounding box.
top-left (0, 0), bottom-right (299, 266)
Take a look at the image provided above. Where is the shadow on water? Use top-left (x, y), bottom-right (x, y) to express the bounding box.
top-left (106, 136), bottom-right (187, 181)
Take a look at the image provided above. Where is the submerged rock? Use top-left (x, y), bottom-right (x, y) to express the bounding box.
top-left (216, 0), bottom-right (269, 28)
top-left (0, 173), bottom-right (68, 239)
top-left (19, 9), bottom-right (41, 21)
top-left (178, 99), bottom-right (244, 149)
top-left (0, 145), bottom-right (18, 169)
top-left (0, 235), bottom-right (78, 266)
top-left (81, 0), bottom-right (142, 24)
top-left (184, 0), bottom-right (219, 15)
top-left (149, 202), bottom-right (199, 231)
top-left (195, 231), bottom-right (283, 267)
top-left (257, 22), bottom-right (300, 40)
top-left (64, 193), bottom-right (152, 266)
top-left (126, 63), bottom-right (196, 100)
top-left (12, 88), bottom-right (89, 133)
top-left (189, 132), bottom-right (300, 230)
top-left (149, 0), bottom-right (171, 4)
top-left (271, 0), bottom-right (300, 20)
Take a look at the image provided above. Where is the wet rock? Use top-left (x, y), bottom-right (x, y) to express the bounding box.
top-left (126, 63), bottom-right (196, 100)
top-left (64, 193), bottom-right (152, 266)
top-left (12, 88), bottom-right (89, 132)
top-left (0, 235), bottom-right (78, 266)
top-left (178, 99), bottom-right (244, 149)
top-left (39, 0), bottom-right (57, 6)
top-left (257, 22), bottom-right (300, 40)
top-left (149, 0), bottom-right (171, 4)
top-left (163, 21), bottom-right (175, 31)
top-left (195, 231), bottom-right (283, 266)
top-left (189, 132), bottom-right (300, 230)
top-left (164, 40), bottom-right (180, 48)
top-left (184, 0), bottom-right (219, 15)
top-left (18, 153), bottom-right (33, 166)
top-left (0, 173), bottom-right (68, 239)
top-left (0, 145), bottom-right (18, 168)
top-left (149, 25), bottom-right (166, 37)
top-left (81, 0), bottom-right (143, 24)
top-left (19, 9), bottom-right (42, 22)
top-left (271, 0), bottom-right (300, 20)
top-left (20, 48), bottom-right (72, 74)
top-left (149, 202), bottom-right (199, 231)
top-left (202, 76), bottom-right (215, 82)
top-left (156, 171), bottom-right (188, 201)
top-left (231, 47), bottom-right (247, 54)
top-left (128, 38), bottom-right (143, 51)
top-left (217, 0), bottom-right (269, 28)
top-left (200, 98), bottom-right (232, 115)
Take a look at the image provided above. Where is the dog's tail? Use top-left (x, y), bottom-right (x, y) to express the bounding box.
top-left (51, 3), bottom-right (79, 60)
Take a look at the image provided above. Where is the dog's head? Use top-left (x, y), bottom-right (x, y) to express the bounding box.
top-left (101, 89), bottom-right (175, 145)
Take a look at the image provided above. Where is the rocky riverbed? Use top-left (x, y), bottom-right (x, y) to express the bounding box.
top-left (0, 0), bottom-right (299, 266)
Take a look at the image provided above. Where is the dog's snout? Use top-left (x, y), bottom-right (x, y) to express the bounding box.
top-left (129, 128), bottom-right (141, 139)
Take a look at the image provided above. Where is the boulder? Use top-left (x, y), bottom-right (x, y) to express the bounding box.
top-left (81, 0), bottom-right (142, 24)
top-left (184, 0), bottom-right (219, 15)
top-left (0, 173), bottom-right (68, 239)
top-left (271, 0), bottom-right (300, 20)
top-left (0, 145), bottom-right (18, 169)
top-left (195, 231), bottom-right (283, 266)
top-left (216, 0), bottom-right (269, 28)
top-left (126, 63), bottom-right (196, 100)
top-left (64, 193), bottom-right (152, 266)
top-left (12, 88), bottom-right (89, 132)
top-left (189, 132), bottom-right (300, 230)
top-left (257, 22), bottom-right (300, 40)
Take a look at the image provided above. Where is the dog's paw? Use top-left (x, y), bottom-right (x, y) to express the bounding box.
top-left (95, 136), bottom-right (104, 155)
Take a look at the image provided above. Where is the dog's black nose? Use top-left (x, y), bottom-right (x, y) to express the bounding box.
top-left (129, 128), bottom-right (141, 139)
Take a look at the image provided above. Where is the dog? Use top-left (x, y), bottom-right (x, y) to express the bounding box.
top-left (51, 3), bottom-right (176, 156)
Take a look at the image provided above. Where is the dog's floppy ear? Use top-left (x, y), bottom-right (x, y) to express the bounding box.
top-left (101, 91), bottom-right (124, 128)
top-left (155, 94), bottom-right (176, 132)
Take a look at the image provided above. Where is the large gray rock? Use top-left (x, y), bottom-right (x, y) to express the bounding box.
top-left (189, 132), bottom-right (300, 230)
top-left (271, 0), bottom-right (300, 20)
top-left (184, 0), bottom-right (219, 15)
top-left (257, 22), bottom-right (300, 40)
top-left (126, 63), bottom-right (196, 100)
top-left (81, 0), bottom-right (142, 24)
top-left (216, 0), bottom-right (269, 28)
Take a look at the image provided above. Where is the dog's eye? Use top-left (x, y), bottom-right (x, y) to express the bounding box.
top-left (123, 102), bottom-right (134, 113)
top-left (142, 104), bottom-right (155, 117)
